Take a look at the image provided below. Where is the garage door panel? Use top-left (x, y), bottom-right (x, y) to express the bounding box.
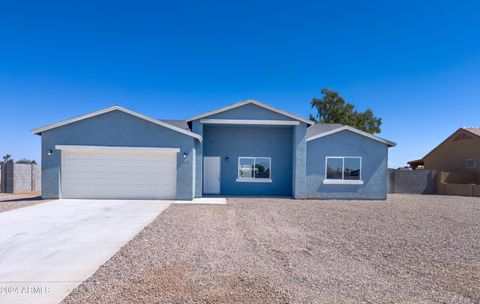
top-left (64, 164), bottom-right (176, 172)
top-left (62, 179), bottom-right (175, 187)
top-left (62, 168), bottom-right (175, 177)
top-left (61, 148), bottom-right (177, 199)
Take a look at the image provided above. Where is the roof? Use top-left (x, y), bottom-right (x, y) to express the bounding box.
top-left (306, 124), bottom-right (396, 147)
top-left (464, 127), bottom-right (480, 137)
top-left (160, 119), bottom-right (190, 131)
top-left (306, 123), bottom-right (344, 138)
top-left (185, 99), bottom-right (314, 125)
top-left (32, 106), bottom-right (202, 141)
top-left (407, 159), bottom-right (424, 165)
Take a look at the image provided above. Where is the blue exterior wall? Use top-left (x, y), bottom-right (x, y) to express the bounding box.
top-left (203, 125), bottom-right (293, 196)
top-left (292, 124), bottom-right (307, 198)
top-left (306, 130), bottom-right (388, 199)
top-left (206, 103), bottom-right (297, 121)
top-left (192, 120), bottom-right (204, 198)
top-left (40, 110), bottom-right (196, 200)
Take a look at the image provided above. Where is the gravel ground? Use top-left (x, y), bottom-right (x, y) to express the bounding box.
top-left (0, 193), bottom-right (49, 213)
top-left (62, 194), bottom-right (480, 304)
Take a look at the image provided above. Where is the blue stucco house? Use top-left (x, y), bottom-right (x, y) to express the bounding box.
top-left (32, 99), bottom-right (395, 200)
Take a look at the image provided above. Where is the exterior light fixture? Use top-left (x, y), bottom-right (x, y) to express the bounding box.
top-left (183, 153), bottom-right (187, 160)
top-left (47, 150), bottom-right (53, 156)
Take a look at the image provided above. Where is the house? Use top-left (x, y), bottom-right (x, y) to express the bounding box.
top-left (408, 127), bottom-right (480, 196)
top-left (32, 99), bottom-right (395, 200)
top-left (408, 128), bottom-right (480, 174)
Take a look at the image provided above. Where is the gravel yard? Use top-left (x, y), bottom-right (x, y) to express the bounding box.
top-left (62, 194), bottom-right (480, 304)
top-left (0, 193), bottom-right (49, 213)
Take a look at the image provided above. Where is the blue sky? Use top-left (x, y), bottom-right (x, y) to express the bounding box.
top-left (0, 1), bottom-right (479, 167)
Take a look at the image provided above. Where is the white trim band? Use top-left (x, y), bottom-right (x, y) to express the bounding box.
top-left (236, 178), bottom-right (273, 183)
top-left (55, 145), bottom-right (180, 153)
top-left (323, 179), bottom-right (364, 185)
top-left (200, 119), bottom-right (299, 126)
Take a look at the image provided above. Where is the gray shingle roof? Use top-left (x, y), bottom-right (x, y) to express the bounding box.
top-left (307, 123), bottom-right (396, 147)
top-left (159, 119), bottom-right (190, 131)
top-left (464, 127), bottom-right (480, 137)
top-left (306, 123), bottom-right (344, 138)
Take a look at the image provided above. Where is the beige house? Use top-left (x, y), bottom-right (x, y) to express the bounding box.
top-left (410, 128), bottom-right (479, 173)
top-left (408, 127), bottom-right (480, 196)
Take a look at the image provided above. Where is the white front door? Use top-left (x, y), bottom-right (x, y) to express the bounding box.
top-left (203, 157), bottom-right (221, 194)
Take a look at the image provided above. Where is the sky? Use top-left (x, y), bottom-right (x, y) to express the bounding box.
top-left (0, 0), bottom-right (479, 168)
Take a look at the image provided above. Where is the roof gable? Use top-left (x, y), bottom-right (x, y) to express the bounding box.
top-left (32, 106), bottom-right (202, 141)
top-left (186, 99), bottom-right (314, 125)
top-left (306, 125), bottom-right (396, 147)
top-left (422, 127), bottom-right (480, 160)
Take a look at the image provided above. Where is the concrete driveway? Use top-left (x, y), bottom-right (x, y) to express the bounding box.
top-left (0, 199), bottom-right (171, 304)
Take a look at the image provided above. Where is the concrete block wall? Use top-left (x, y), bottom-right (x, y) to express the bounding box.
top-left (474, 185), bottom-right (480, 197)
top-left (443, 183), bottom-right (474, 196)
top-left (388, 169), bottom-right (437, 194)
top-left (33, 164), bottom-right (41, 192)
top-left (436, 171), bottom-right (480, 197)
top-left (0, 162), bottom-right (14, 193)
top-left (0, 162), bottom-right (40, 194)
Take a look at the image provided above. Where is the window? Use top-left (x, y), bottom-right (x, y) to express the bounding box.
top-left (237, 157), bottom-right (271, 182)
top-left (325, 157), bottom-right (363, 184)
top-left (466, 159), bottom-right (476, 169)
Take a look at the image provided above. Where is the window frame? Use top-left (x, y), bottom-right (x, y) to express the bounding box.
top-left (237, 157), bottom-right (272, 183)
top-left (466, 159), bottom-right (476, 169)
top-left (324, 156), bottom-right (363, 185)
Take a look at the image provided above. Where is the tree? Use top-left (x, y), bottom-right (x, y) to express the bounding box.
top-left (16, 158), bottom-right (37, 165)
top-left (310, 88), bottom-right (382, 134)
top-left (1, 154), bottom-right (12, 165)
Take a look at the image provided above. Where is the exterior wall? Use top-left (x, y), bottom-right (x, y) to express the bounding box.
top-left (192, 120), bottom-right (204, 198)
top-left (205, 103), bottom-right (297, 121)
top-left (437, 170), bottom-right (477, 184)
top-left (292, 124), bottom-right (307, 198)
top-left (203, 125), bottom-right (293, 196)
top-left (423, 130), bottom-right (480, 177)
top-left (306, 130), bottom-right (388, 200)
top-left (41, 110), bottom-right (195, 200)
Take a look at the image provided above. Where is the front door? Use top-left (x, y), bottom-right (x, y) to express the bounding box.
top-left (203, 157), bottom-right (221, 194)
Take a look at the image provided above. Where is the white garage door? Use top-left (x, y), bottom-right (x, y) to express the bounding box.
top-left (59, 146), bottom-right (178, 199)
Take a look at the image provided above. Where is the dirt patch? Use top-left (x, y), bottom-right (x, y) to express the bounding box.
top-left (62, 194), bottom-right (480, 304)
top-left (0, 193), bottom-right (49, 213)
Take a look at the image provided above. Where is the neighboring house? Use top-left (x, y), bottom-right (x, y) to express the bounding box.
top-left (408, 127), bottom-right (480, 175)
top-left (408, 127), bottom-right (480, 197)
top-left (32, 99), bottom-right (395, 200)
